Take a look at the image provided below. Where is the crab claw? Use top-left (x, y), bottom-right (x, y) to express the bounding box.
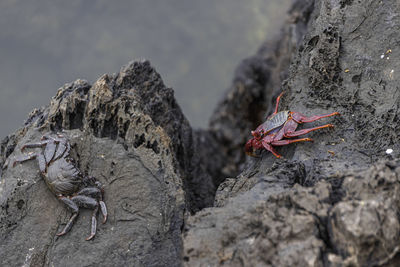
top-left (245, 139), bottom-right (259, 157)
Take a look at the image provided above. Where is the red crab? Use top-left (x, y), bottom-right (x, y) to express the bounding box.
top-left (245, 92), bottom-right (340, 158)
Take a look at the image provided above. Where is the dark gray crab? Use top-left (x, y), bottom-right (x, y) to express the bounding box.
top-left (13, 134), bottom-right (107, 240)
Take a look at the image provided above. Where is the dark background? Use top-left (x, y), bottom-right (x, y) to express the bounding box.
top-left (0, 0), bottom-right (290, 139)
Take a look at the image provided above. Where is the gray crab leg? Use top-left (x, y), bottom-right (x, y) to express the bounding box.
top-left (40, 135), bottom-right (52, 140)
top-left (86, 206), bottom-right (98, 241)
top-left (77, 187), bottom-right (108, 224)
top-left (37, 153), bottom-right (46, 173)
top-left (21, 140), bottom-right (51, 151)
top-left (77, 187), bottom-right (102, 198)
top-left (70, 195), bottom-right (99, 240)
top-left (57, 197), bottom-right (79, 236)
top-left (99, 201), bottom-right (107, 223)
top-left (13, 153), bottom-right (37, 167)
top-left (13, 153), bottom-right (46, 173)
top-left (44, 140), bottom-right (57, 164)
top-left (42, 135), bottom-right (70, 160)
top-left (53, 139), bottom-right (69, 160)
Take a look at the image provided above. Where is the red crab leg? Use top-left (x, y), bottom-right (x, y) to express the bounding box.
top-left (291, 111), bottom-right (340, 123)
top-left (261, 140), bottom-right (282, 158)
top-left (273, 92), bottom-right (284, 114)
top-left (271, 138), bottom-right (313, 146)
top-left (284, 124), bottom-right (334, 138)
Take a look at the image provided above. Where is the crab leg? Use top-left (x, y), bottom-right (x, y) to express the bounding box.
top-left (71, 195), bottom-right (99, 240)
top-left (77, 187), bottom-right (102, 198)
top-left (86, 206), bottom-right (98, 241)
top-left (13, 153), bottom-right (37, 167)
top-left (44, 141), bottom-right (57, 164)
top-left (76, 187), bottom-right (107, 223)
top-left (273, 92), bottom-right (284, 115)
top-left (291, 111), bottom-right (340, 123)
top-left (271, 138), bottom-right (313, 146)
top-left (13, 152), bottom-right (46, 173)
top-left (262, 140), bottom-right (282, 158)
top-left (21, 140), bottom-right (51, 151)
top-left (42, 135), bottom-right (70, 160)
top-left (99, 201), bottom-right (108, 223)
top-left (57, 197), bottom-right (79, 236)
top-left (285, 124), bottom-right (334, 138)
top-left (53, 139), bottom-right (70, 160)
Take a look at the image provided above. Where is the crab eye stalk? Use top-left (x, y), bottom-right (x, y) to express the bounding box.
top-left (251, 131), bottom-right (261, 139)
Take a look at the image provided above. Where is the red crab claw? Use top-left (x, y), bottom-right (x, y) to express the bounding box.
top-left (245, 139), bottom-right (259, 157)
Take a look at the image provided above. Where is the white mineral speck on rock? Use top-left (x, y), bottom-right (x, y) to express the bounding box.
top-left (246, 236), bottom-right (255, 245)
top-left (381, 54), bottom-right (385, 59)
top-left (386, 149), bottom-right (393, 154)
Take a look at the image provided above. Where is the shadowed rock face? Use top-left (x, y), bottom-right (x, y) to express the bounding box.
top-left (2, 0), bottom-right (400, 266)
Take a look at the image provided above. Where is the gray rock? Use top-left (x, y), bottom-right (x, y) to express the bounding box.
top-left (2, 0), bottom-right (400, 266)
top-left (185, 160), bottom-right (400, 266)
top-left (0, 61), bottom-right (194, 267)
top-left (184, 0), bottom-right (400, 266)
top-left (328, 161), bottom-right (400, 266)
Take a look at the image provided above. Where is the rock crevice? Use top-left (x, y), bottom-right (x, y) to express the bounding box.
top-left (2, 0), bottom-right (400, 266)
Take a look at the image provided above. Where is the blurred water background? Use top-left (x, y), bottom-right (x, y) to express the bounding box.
top-left (0, 0), bottom-right (291, 139)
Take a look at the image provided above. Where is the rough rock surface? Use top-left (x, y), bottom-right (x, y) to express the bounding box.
top-left (2, 0), bottom-right (400, 266)
top-left (185, 161), bottom-right (400, 266)
top-left (0, 61), bottom-right (202, 266)
top-left (184, 0), bottom-right (400, 266)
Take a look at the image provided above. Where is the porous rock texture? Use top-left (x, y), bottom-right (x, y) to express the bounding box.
top-left (183, 0), bottom-right (400, 266)
top-left (2, 0), bottom-right (400, 266)
top-left (0, 61), bottom-right (205, 267)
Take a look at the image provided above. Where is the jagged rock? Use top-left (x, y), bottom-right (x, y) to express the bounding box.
top-left (184, 0), bottom-right (400, 266)
top-left (185, 160), bottom-right (400, 266)
top-left (2, 0), bottom-right (400, 266)
top-left (328, 161), bottom-right (400, 266)
top-left (0, 60), bottom-right (204, 266)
